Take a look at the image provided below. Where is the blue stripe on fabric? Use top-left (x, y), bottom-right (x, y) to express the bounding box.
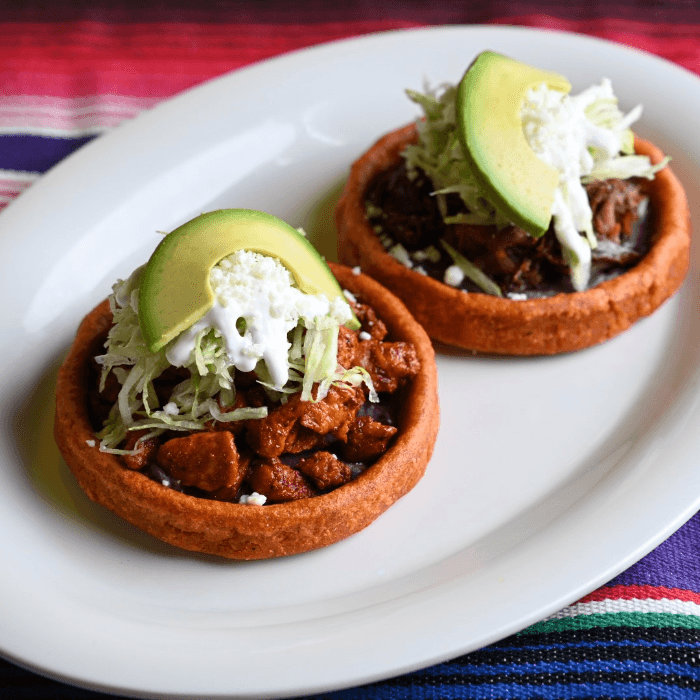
top-left (321, 681), bottom-right (700, 700)
top-left (0, 134), bottom-right (96, 173)
top-left (418, 660), bottom-right (697, 678)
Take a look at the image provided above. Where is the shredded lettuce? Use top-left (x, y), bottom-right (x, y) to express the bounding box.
top-left (440, 239), bottom-right (503, 297)
top-left (403, 86), bottom-right (510, 229)
top-left (584, 155), bottom-right (669, 182)
top-left (301, 321), bottom-right (339, 401)
top-left (577, 81), bottom-right (670, 182)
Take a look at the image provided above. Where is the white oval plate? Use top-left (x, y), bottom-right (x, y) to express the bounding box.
top-left (1, 25), bottom-right (699, 700)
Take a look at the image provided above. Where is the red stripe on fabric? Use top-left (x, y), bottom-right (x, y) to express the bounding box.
top-left (0, 17), bottom-right (698, 100)
top-left (579, 585), bottom-right (700, 605)
top-left (0, 20), bottom-right (422, 98)
top-left (492, 14), bottom-right (700, 35)
top-left (0, 20), bottom-right (422, 62)
top-left (489, 15), bottom-right (700, 75)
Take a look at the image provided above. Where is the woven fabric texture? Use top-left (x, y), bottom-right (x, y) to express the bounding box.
top-left (1, 6), bottom-right (699, 699)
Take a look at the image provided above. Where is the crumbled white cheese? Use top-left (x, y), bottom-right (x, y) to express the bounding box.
top-left (343, 289), bottom-right (357, 303)
top-left (352, 266), bottom-right (362, 275)
top-left (521, 79), bottom-right (642, 291)
top-left (359, 331), bottom-right (372, 341)
top-left (389, 243), bottom-right (413, 268)
top-left (379, 232), bottom-right (392, 248)
top-left (444, 265), bottom-right (465, 287)
top-left (508, 292), bottom-right (528, 301)
top-left (412, 245), bottom-right (442, 263)
top-left (239, 492), bottom-right (267, 506)
top-left (522, 84), bottom-right (596, 290)
top-left (162, 402), bottom-right (179, 416)
top-left (86, 439), bottom-right (96, 447)
top-left (166, 250), bottom-right (352, 390)
top-left (365, 202), bottom-right (383, 218)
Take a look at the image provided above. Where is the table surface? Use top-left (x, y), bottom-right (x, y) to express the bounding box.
top-left (1, 1), bottom-right (700, 698)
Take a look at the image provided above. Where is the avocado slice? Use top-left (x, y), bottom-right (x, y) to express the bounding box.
top-left (456, 51), bottom-right (571, 237)
top-left (138, 209), bottom-right (357, 353)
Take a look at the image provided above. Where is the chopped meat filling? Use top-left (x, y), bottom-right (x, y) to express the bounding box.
top-left (587, 178), bottom-right (645, 243)
top-left (156, 431), bottom-right (244, 493)
top-left (89, 296), bottom-right (419, 504)
top-left (245, 384), bottom-right (364, 458)
top-left (344, 416), bottom-right (398, 463)
top-left (352, 302), bottom-right (388, 340)
top-left (248, 458), bottom-right (318, 503)
top-left (296, 451), bottom-right (353, 491)
top-left (365, 161), bottom-right (650, 295)
top-left (353, 339), bottom-right (420, 393)
top-left (121, 430), bottom-right (159, 471)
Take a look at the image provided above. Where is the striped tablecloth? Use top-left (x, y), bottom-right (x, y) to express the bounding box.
top-left (1, 3), bottom-right (699, 698)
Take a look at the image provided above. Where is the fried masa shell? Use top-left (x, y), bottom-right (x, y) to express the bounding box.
top-left (54, 263), bottom-right (439, 560)
top-left (335, 123), bottom-right (691, 355)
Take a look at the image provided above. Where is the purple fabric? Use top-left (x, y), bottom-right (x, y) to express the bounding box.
top-left (0, 135), bottom-right (95, 173)
top-left (611, 511), bottom-right (700, 590)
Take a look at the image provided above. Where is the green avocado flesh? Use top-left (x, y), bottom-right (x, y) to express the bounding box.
top-left (456, 51), bottom-right (572, 237)
top-left (138, 209), bottom-right (357, 353)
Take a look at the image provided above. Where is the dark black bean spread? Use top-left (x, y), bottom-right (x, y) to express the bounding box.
top-left (365, 162), bottom-right (651, 297)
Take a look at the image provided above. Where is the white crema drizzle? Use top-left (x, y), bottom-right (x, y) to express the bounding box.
top-left (165, 250), bottom-right (351, 389)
